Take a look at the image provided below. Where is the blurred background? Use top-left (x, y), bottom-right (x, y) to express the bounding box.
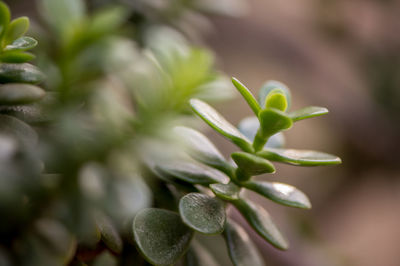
top-left (6, 0), bottom-right (400, 265)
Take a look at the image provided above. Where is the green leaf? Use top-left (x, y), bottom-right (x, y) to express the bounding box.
top-left (0, 51), bottom-right (35, 63)
top-left (210, 182), bottom-right (240, 201)
top-left (231, 77), bottom-right (261, 116)
top-left (190, 99), bottom-right (253, 152)
top-left (231, 152), bottom-right (275, 176)
top-left (0, 114), bottom-right (38, 147)
top-left (3, 17), bottom-right (29, 46)
top-left (289, 106), bottom-right (329, 122)
top-left (179, 193), bottom-right (226, 234)
top-left (265, 91), bottom-right (288, 112)
top-left (0, 2), bottom-right (10, 36)
top-left (224, 219), bottom-right (264, 266)
top-left (88, 6), bottom-right (129, 37)
top-left (242, 181), bottom-right (311, 209)
top-left (185, 241), bottom-right (219, 266)
top-left (0, 83), bottom-right (45, 105)
top-left (133, 208), bottom-right (193, 266)
top-left (5, 37), bottom-right (38, 51)
top-left (232, 198), bottom-right (288, 250)
top-left (257, 148), bottom-right (342, 166)
top-left (174, 126), bottom-right (233, 175)
top-left (96, 213), bottom-right (123, 254)
top-left (258, 80), bottom-right (291, 109)
top-left (238, 116), bottom-right (285, 148)
top-left (155, 161), bottom-right (230, 185)
top-left (258, 108), bottom-right (293, 138)
top-left (0, 63), bottom-right (45, 84)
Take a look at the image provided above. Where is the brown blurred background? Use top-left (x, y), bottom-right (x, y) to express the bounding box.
top-left (7, 0), bottom-right (400, 265)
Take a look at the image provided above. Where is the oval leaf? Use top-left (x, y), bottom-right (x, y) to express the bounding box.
top-left (0, 114), bottom-right (37, 147)
top-left (174, 126), bottom-right (233, 175)
top-left (231, 152), bottom-right (275, 176)
top-left (0, 63), bottom-right (45, 84)
top-left (258, 80), bottom-right (291, 109)
top-left (5, 36), bottom-right (38, 51)
top-left (0, 2), bottom-right (10, 35)
top-left (96, 213), bottom-right (123, 254)
top-left (155, 160), bottom-right (230, 185)
top-left (265, 91), bottom-right (288, 112)
top-left (179, 193), bottom-right (226, 234)
top-left (3, 17), bottom-right (29, 45)
top-left (190, 99), bottom-right (253, 152)
top-left (232, 199), bottom-right (288, 250)
top-left (258, 109), bottom-right (292, 138)
top-left (257, 148), bottom-right (342, 166)
top-left (231, 77), bottom-right (261, 116)
top-left (210, 182), bottom-right (240, 201)
top-left (0, 84), bottom-right (45, 105)
top-left (242, 181), bottom-right (311, 209)
top-left (0, 51), bottom-right (35, 63)
top-left (289, 106), bottom-right (329, 122)
top-left (133, 208), bottom-right (193, 266)
top-left (224, 219), bottom-right (264, 266)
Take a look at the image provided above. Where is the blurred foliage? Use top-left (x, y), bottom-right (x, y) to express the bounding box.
top-left (0, 0), bottom-right (341, 265)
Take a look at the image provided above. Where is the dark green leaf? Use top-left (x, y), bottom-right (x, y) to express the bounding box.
top-left (231, 152), bottom-right (275, 176)
top-left (3, 17), bottom-right (29, 46)
top-left (257, 148), bottom-right (342, 166)
top-left (258, 109), bottom-right (292, 138)
top-left (133, 208), bottom-right (193, 266)
top-left (155, 160), bottom-right (230, 185)
top-left (0, 84), bottom-right (45, 105)
top-left (258, 80), bottom-right (291, 109)
top-left (210, 182), bottom-right (240, 201)
top-left (185, 241), bottom-right (219, 266)
top-left (0, 2), bottom-right (10, 36)
top-left (232, 199), bottom-right (288, 250)
top-left (190, 99), bottom-right (253, 152)
top-left (242, 181), bottom-right (311, 209)
top-left (0, 114), bottom-right (37, 147)
top-left (179, 193), bottom-right (226, 234)
top-left (96, 213), bottom-right (123, 254)
top-left (5, 37), bottom-right (38, 51)
top-left (231, 77), bottom-right (261, 116)
top-left (0, 51), bottom-right (35, 63)
top-left (289, 106), bottom-right (329, 122)
top-left (224, 219), bottom-right (264, 266)
top-left (0, 63), bottom-right (45, 84)
top-left (174, 126), bottom-right (233, 175)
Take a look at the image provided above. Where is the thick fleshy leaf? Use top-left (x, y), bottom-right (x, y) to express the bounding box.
top-left (238, 116), bottom-right (285, 148)
top-left (210, 182), bottom-right (240, 201)
top-left (0, 114), bottom-right (37, 147)
top-left (96, 213), bottom-right (123, 254)
top-left (257, 148), bottom-right (342, 166)
top-left (185, 241), bottom-right (219, 266)
top-left (5, 37), bottom-right (38, 51)
top-left (174, 126), bottom-right (233, 175)
top-left (179, 193), bottom-right (226, 234)
top-left (232, 199), bottom-right (288, 250)
top-left (231, 77), bottom-right (261, 116)
top-left (231, 152), bottom-right (275, 176)
top-left (0, 63), bottom-right (45, 84)
top-left (0, 84), bottom-right (45, 105)
top-left (224, 219), bottom-right (264, 266)
top-left (0, 51), bottom-right (35, 63)
top-left (258, 80), bottom-right (291, 109)
top-left (258, 109), bottom-right (292, 138)
top-left (133, 208), bottom-right (193, 266)
top-left (3, 17), bottom-right (29, 46)
top-left (242, 181), bottom-right (311, 209)
top-left (190, 99), bottom-right (253, 152)
top-left (155, 160), bottom-right (230, 185)
top-left (0, 2), bottom-right (10, 35)
top-left (265, 91), bottom-right (288, 112)
top-left (289, 106), bottom-right (329, 122)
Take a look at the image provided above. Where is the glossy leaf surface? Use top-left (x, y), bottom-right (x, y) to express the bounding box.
top-left (258, 148), bottom-right (342, 166)
top-left (190, 99), bottom-right (253, 152)
top-left (265, 91), bottom-right (288, 112)
top-left (0, 84), bottom-right (45, 105)
top-left (210, 182), bottom-right (240, 201)
top-left (258, 80), bottom-right (291, 109)
top-left (233, 199), bottom-right (288, 250)
top-left (0, 63), bottom-right (45, 84)
top-left (258, 109), bottom-right (292, 138)
top-left (179, 193), bottom-right (226, 234)
top-left (224, 220), bottom-right (264, 266)
top-left (0, 51), bottom-right (35, 63)
top-left (289, 106), bottom-right (329, 122)
top-left (231, 77), bottom-right (261, 116)
top-left (5, 37), bottom-right (38, 51)
top-left (133, 208), bottom-right (193, 266)
top-left (243, 181), bottom-right (311, 209)
top-left (231, 152), bottom-right (275, 175)
top-left (3, 17), bottom-right (29, 46)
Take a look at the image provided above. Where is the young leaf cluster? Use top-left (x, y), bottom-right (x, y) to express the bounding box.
top-left (135, 78), bottom-right (341, 265)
